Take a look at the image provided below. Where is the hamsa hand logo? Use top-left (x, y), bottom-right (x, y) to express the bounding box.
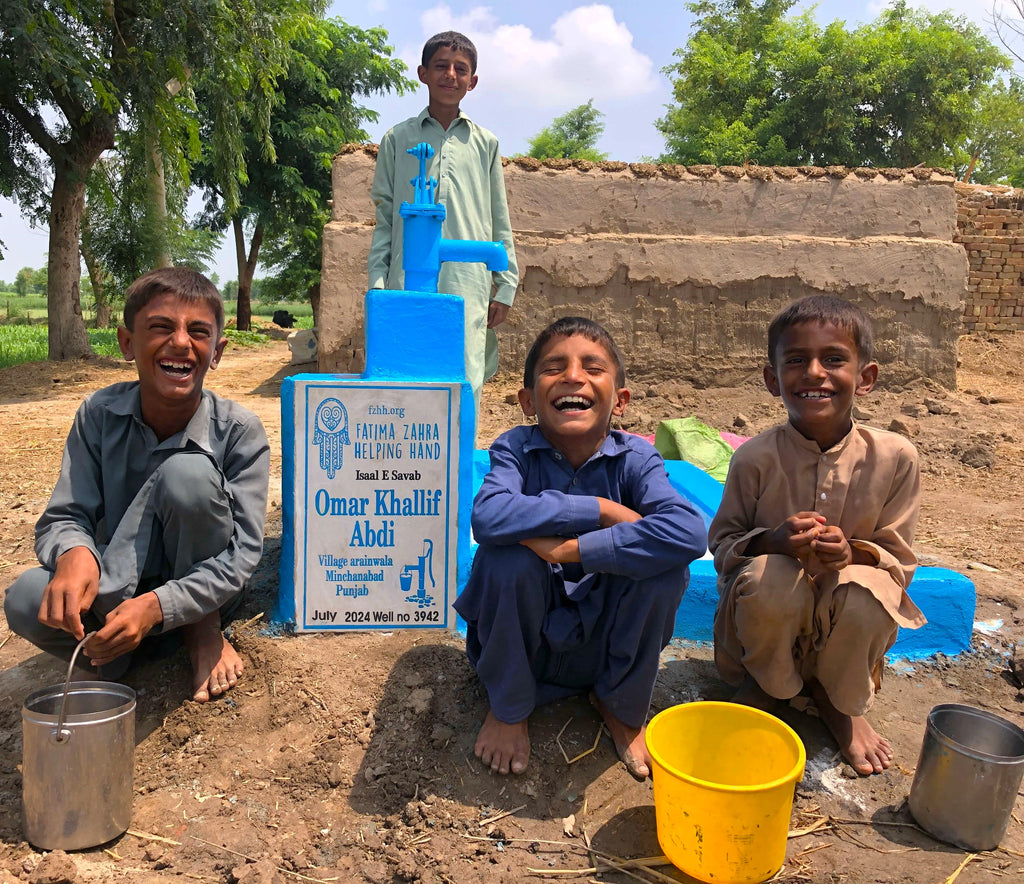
top-left (312, 398), bottom-right (349, 479)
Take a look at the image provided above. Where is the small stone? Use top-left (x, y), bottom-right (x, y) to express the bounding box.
top-left (231, 859), bottom-right (285, 884)
top-left (395, 857), bottom-right (418, 880)
top-left (900, 403), bottom-right (928, 418)
top-left (404, 687), bottom-right (433, 714)
top-left (28, 851), bottom-right (77, 884)
top-left (361, 861), bottom-right (389, 884)
top-left (327, 762), bottom-right (345, 788)
top-left (888, 418), bottom-right (919, 438)
top-left (840, 764), bottom-right (859, 779)
top-left (960, 444), bottom-right (995, 469)
top-left (852, 405), bottom-right (872, 420)
top-left (645, 387), bottom-right (659, 398)
top-left (733, 414), bottom-right (750, 428)
top-left (924, 398), bottom-right (951, 415)
top-left (503, 393), bottom-right (518, 406)
top-left (978, 394), bottom-right (1001, 405)
top-left (430, 724), bottom-right (455, 747)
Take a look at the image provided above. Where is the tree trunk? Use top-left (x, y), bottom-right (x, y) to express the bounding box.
top-left (80, 207), bottom-right (111, 328)
top-left (962, 150), bottom-right (980, 184)
top-left (308, 281), bottom-right (321, 328)
top-left (145, 129), bottom-right (172, 267)
top-left (47, 163), bottom-right (94, 360)
top-left (233, 215), bottom-right (263, 332)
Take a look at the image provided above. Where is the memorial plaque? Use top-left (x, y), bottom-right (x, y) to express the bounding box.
top-left (290, 380), bottom-right (460, 630)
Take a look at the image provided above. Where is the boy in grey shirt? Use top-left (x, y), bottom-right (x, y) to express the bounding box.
top-left (4, 268), bottom-right (270, 702)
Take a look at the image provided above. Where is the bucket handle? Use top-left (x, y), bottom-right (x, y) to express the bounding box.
top-left (54, 632), bottom-right (96, 743)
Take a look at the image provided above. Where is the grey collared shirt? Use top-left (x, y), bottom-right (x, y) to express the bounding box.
top-left (35, 382), bottom-right (271, 631)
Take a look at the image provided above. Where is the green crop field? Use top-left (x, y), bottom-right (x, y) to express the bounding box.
top-left (0, 325), bottom-right (268, 370)
top-left (0, 327), bottom-right (121, 369)
top-left (0, 291), bottom-right (314, 369)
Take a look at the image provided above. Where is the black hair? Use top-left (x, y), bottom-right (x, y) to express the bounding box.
top-left (523, 317), bottom-right (626, 388)
top-left (123, 267), bottom-right (224, 334)
top-left (421, 31), bottom-right (478, 73)
top-left (767, 295), bottom-right (874, 366)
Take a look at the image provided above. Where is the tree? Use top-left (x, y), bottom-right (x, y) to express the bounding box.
top-left (14, 267), bottom-right (34, 297)
top-left (994, 0), bottom-right (1024, 65)
top-left (194, 18), bottom-right (409, 329)
top-left (657, 0), bottom-right (1011, 171)
top-left (81, 146), bottom-right (219, 328)
top-left (525, 100), bottom-right (608, 161)
top-left (956, 77), bottom-right (1024, 183)
top-left (0, 0), bottom-right (319, 359)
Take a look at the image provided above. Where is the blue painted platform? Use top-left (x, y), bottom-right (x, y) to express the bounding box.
top-left (466, 450), bottom-right (976, 660)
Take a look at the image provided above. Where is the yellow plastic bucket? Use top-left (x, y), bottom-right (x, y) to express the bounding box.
top-left (646, 701), bottom-right (806, 884)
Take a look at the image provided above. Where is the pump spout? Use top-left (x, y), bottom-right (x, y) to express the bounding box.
top-left (438, 238), bottom-right (509, 273)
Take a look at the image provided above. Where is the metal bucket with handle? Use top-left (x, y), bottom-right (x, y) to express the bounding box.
top-left (21, 634), bottom-right (136, 850)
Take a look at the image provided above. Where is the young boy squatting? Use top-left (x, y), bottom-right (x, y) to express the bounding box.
top-left (710, 295), bottom-right (925, 775)
top-left (367, 30), bottom-right (519, 406)
top-left (4, 268), bottom-right (270, 702)
top-left (454, 317), bottom-right (707, 779)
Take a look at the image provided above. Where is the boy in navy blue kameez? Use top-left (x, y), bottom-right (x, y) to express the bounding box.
top-left (454, 317), bottom-right (706, 779)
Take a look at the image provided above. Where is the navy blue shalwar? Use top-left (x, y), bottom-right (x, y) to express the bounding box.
top-left (454, 426), bottom-right (707, 728)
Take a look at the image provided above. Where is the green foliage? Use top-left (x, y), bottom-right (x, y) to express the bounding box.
top-left (0, 0), bottom-right (326, 356)
top-left (955, 77), bottom-right (1024, 184)
top-left (83, 151), bottom-right (220, 309)
top-left (14, 267), bottom-right (33, 297)
top-left (525, 101), bottom-right (608, 161)
top-left (0, 327), bottom-right (120, 369)
top-left (224, 328), bottom-right (270, 348)
top-left (196, 16), bottom-right (411, 324)
top-left (657, 0), bottom-right (1013, 173)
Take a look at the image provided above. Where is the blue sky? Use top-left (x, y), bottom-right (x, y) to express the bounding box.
top-left (0, 0), bottom-right (1017, 283)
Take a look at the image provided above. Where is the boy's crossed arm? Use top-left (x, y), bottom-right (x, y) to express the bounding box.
top-left (521, 498), bottom-right (641, 564)
top-left (473, 439), bottom-right (705, 577)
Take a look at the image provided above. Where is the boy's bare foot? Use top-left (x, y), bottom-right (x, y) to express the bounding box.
top-left (589, 693), bottom-right (650, 781)
top-left (731, 675), bottom-right (781, 713)
top-left (475, 710), bottom-right (530, 774)
top-left (183, 612), bottom-right (244, 703)
top-left (810, 681), bottom-right (892, 775)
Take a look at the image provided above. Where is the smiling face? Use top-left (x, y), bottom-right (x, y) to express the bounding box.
top-left (764, 320), bottom-right (878, 450)
top-left (518, 334), bottom-right (630, 468)
top-left (117, 290), bottom-right (227, 436)
top-left (418, 46), bottom-right (477, 119)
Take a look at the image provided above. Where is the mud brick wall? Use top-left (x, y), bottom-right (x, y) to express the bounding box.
top-left (956, 183), bottom-right (1024, 333)
top-left (322, 147), bottom-right (967, 388)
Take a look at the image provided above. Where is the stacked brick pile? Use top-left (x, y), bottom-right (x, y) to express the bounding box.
top-left (956, 183), bottom-right (1024, 333)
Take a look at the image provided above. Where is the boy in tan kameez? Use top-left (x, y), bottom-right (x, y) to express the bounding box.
top-left (710, 295), bottom-right (925, 775)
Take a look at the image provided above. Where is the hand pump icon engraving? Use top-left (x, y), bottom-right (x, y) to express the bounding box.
top-left (400, 539), bottom-right (435, 608)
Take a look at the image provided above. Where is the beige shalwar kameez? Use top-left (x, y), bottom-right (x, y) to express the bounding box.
top-left (709, 422), bottom-right (926, 716)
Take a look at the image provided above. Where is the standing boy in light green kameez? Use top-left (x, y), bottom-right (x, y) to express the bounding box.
top-left (367, 30), bottom-right (519, 412)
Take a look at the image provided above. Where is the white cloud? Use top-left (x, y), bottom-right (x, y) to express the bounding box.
top-left (414, 4), bottom-right (658, 109)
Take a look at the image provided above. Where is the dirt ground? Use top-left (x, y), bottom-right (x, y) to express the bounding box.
top-left (0, 331), bottom-right (1022, 884)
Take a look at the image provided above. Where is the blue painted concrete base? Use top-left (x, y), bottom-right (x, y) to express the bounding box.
top-left (467, 449), bottom-right (977, 661)
top-left (673, 560), bottom-right (976, 661)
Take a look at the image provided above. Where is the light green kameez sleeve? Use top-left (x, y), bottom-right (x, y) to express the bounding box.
top-left (367, 130), bottom-right (397, 291)
top-left (487, 138), bottom-right (518, 307)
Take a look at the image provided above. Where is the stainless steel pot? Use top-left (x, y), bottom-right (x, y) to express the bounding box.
top-left (909, 703), bottom-right (1024, 851)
